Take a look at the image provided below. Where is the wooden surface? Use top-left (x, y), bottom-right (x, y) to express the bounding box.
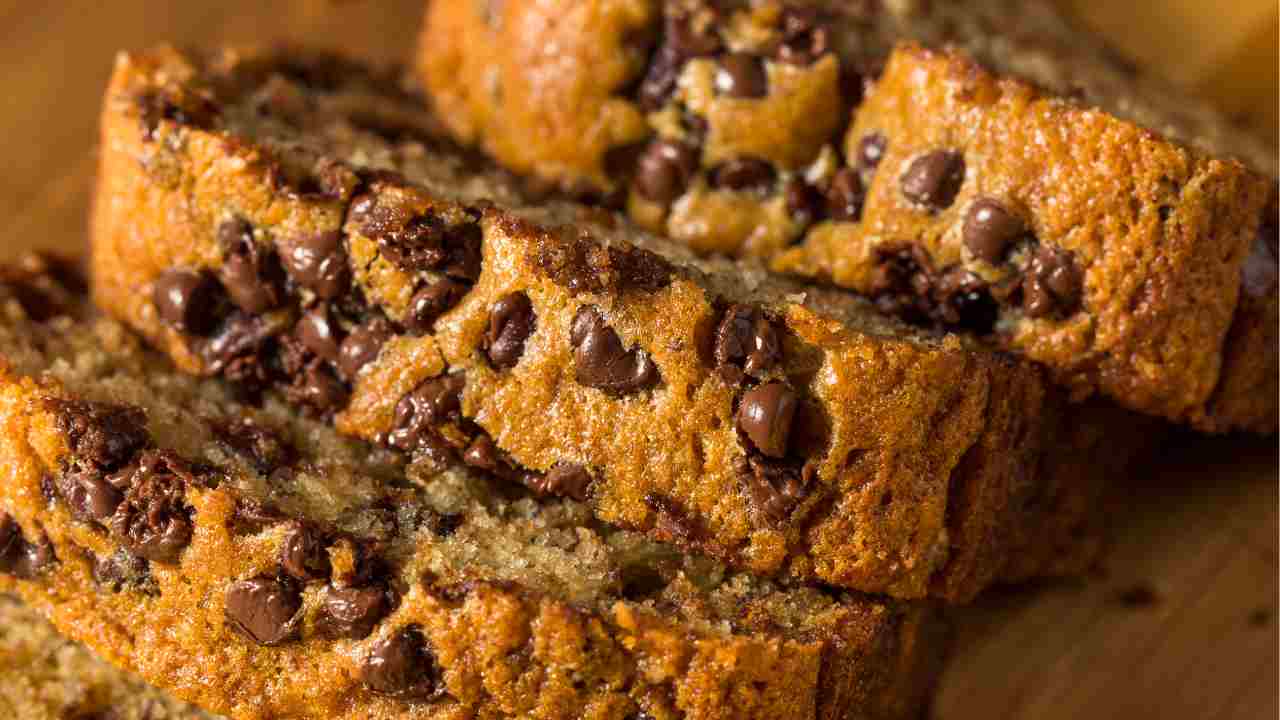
top-left (0, 2), bottom-right (1275, 718)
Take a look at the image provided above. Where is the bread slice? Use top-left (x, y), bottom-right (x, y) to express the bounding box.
top-left (0, 254), bottom-right (944, 719)
top-left (417, 0), bottom-right (1277, 432)
top-left (0, 595), bottom-right (222, 720)
top-left (90, 46), bottom-right (1152, 601)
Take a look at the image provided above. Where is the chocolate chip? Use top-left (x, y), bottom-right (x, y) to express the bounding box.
top-left (775, 7), bottom-right (830, 66)
top-left (570, 306), bottom-right (660, 396)
top-left (296, 305), bottom-right (343, 363)
top-left (638, 12), bottom-right (722, 111)
top-left (0, 514), bottom-right (56, 579)
top-left (825, 167), bottom-right (865, 222)
top-left (280, 231), bottom-right (350, 299)
top-left (218, 218), bottom-right (283, 313)
top-left (388, 375), bottom-right (465, 452)
top-left (338, 318), bottom-right (395, 380)
top-left (716, 53), bottom-right (767, 98)
top-left (55, 466), bottom-right (124, 524)
top-left (107, 452), bottom-right (194, 563)
top-left (1022, 245), bottom-right (1082, 318)
top-left (49, 400), bottom-right (149, 471)
top-left (736, 383), bottom-right (798, 458)
top-left (539, 463), bottom-right (594, 502)
top-left (643, 493), bottom-right (707, 545)
top-left (485, 292), bottom-right (536, 369)
top-left (933, 269), bottom-right (998, 334)
top-left (200, 311), bottom-right (292, 374)
top-left (461, 434), bottom-right (500, 472)
top-left (740, 456), bottom-right (812, 524)
top-left (712, 157), bottom-right (775, 193)
top-left (92, 549), bottom-right (152, 594)
top-left (225, 575), bottom-right (302, 645)
top-left (152, 269), bottom-right (222, 336)
top-left (901, 150), bottom-right (965, 211)
top-left (963, 199), bottom-right (1026, 263)
top-left (635, 139), bottom-right (700, 205)
top-left (319, 584), bottom-right (390, 639)
top-left (714, 305), bottom-right (782, 386)
top-left (855, 133), bottom-right (887, 172)
top-left (869, 242), bottom-right (936, 325)
top-left (212, 417), bottom-right (296, 475)
top-left (533, 236), bottom-right (674, 296)
top-left (361, 626), bottom-right (442, 699)
top-left (279, 523), bottom-right (329, 582)
top-left (404, 279), bottom-right (469, 335)
top-left (784, 178), bottom-right (824, 227)
top-left (287, 364), bottom-right (349, 416)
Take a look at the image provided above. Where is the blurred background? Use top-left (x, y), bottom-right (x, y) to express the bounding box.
top-left (0, 2), bottom-right (1275, 718)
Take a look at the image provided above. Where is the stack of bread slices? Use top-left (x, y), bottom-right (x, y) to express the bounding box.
top-left (2, 2), bottom-right (1274, 718)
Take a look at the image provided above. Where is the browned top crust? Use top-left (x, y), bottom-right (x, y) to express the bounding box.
top-left (416, 0), bottom-right (1278, 433)
top-left (89, 45), bottom-right (1149, 602)
top-left (0, 255), bottom-right (945, 719)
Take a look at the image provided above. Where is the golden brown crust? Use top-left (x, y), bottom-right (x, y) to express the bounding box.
top-left (417, 0), bottom-right (1278, 434)
top-left (0, 258), bottom-right (942, 720)
top-left (88, 45), bottom-right (1141, 602)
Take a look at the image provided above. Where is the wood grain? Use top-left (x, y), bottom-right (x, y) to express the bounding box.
top-left (0, 2), bottom-right (1274, 719)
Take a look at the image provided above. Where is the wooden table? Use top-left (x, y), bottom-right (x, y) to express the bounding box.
top-left (2, 2), bottom-right (1275, 718)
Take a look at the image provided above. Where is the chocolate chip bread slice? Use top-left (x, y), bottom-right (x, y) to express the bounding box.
top-left (92, 46), bottom-right (1138, 602)
top-left (0, 255), bottom-right (944, 720)
top-left (1, 595), bottom-right (222, 720)
top-left (417, 0), bottom-right (1278, 433)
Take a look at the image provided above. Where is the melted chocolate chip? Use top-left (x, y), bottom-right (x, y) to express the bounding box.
top-left (784, 178), bottom-right (824, 227)
top-left (1022, 245), bottom-right (1082, 318)
top-left (855, 133), bottom-right (887, 172)
top-left (643, 493), bottom-right (707, 545)
top-left (533, 236), bottom-right (673, 296)
top-left (405, 279), bottom-right (470, 335)
top-left (152, 269), bottom-right (223, 336)
top-left (284, 361), bottom-right (349, 417)
top-left (635, 139), bottom-right (700, 205)
top-left (775, 7), bottom-right (831, 66)
top-left (638, 11), bottom-right (723, 111)
top-left (963, 199), bottom-right (1027, 264)
top-left (280, 231), bottom-right (350, 299)
top-left (137, 89), bottom-right (220, 141)
top-left (349, 193), bottom-right (483, 281)
top-left (868, 242), bottom-right (936, 325)
top-left (49, 399), bottom-right (149, 471)
top-left (714, 305), bottom-right (781, 386)
top-left (716, 53), bottom-right (767, 98)
top-left (212, 417), bottom-right (296, 475)
top-left (901, 151), bottom-right (965, 211)
top-left (225, 575), bottom-right (302, 645)
top-left (92, 549), bottom-right (153, 594)
top-left (319, 584), bottom-right (390, 639)
top-left (107, 452), bottom-right (195, 563)
top-left (388, 375), bottom-right (465, 452)
top-left (712, 157), bottom-right (775, 192)
top-left (736, 383), bottom-right (797, 458)
top-left (740, 456), bottom-right (813, 524)
top-left (296, 305), bottom-right (343, 363)
top-left (485, 292), bottom-right (536, 369)
top-left (55, 466), bottom-right (124, 525)
top-left (570, 306), bottom-right (660, 396)
top-left (933, 269), bottom-right (998, 334)
top-left (218, 218), bottom-right (284, 313)
top-left (279, 523), bottom-right (330, 582)
top-left (0, 514), bottom-right (57, 579)
top-left (361, 626), bottom-right (442, 699)
top-left (538, 463), bottom-right (594, 502)
top-left (338, 317), bottom-right (395, 380)
top-left (461, 434), bottom-right (499, 472)
top-left (825, 167), bottom-right (865, 222)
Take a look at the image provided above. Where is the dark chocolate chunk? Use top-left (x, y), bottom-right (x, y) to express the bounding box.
top-left (736, 383), bottom-right (798, 458)
top-left (740, 455), bottom-right (813, 524)
top-left (714, 304), bottom-right (782, 386)
top-left (338, 317), bottom-right (395, 380)
top-left (55, 465), bottom-right (124, 524)
top-left (570, 306), bottom-right (660, 395)
top-left (107, 452), bottom-right (194, 563)
top-left (361, 626), bottom-right (442, 699)
top-left (296, 305), bottom-right (343, 363)
top-left (225, 575), bottom-right (302, 645)
top-left (775, 7), bottom-right (831, 66)
top-left (280, 231), bottom-right (350, 299)
top-left (1022, 245), bottom-right (1082, 318)
top-left (963, 199), bottom-right (1027, 264)
top-left (319, 584), bottom-right (390, 640)
top-left (152, 269), bottom-right (222, 336)
top-left (538, 463), bottom-right (594, 502)
top-left (715, 53), bottom-right (767, 98)
top-left (855, 133), bottom-right (887, 172)
top-left (635, 139), bottom-right (699, 205)
top-left (900, 150), bottom-right (965, 211)
top-left (388, 374), bottom-right (466, 452)
top-left (784, 178), bottom-right (824, 227)
top-left (279, 523), bottom-right (330, 582)
top-left (712, 157), bottom-right (775, 192)
top-left (49, 399), bottom-right (149, 471)
top-left (405, 278), bottom-right (470, 335)
top-left (218, 218), bottom-right (284, 313)
top-left (825, 167), bottom-right (865, 222)
top-left (212, 417), bottom-right (296, 475)
top-left (485, 292), bottom-right (536, 369)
